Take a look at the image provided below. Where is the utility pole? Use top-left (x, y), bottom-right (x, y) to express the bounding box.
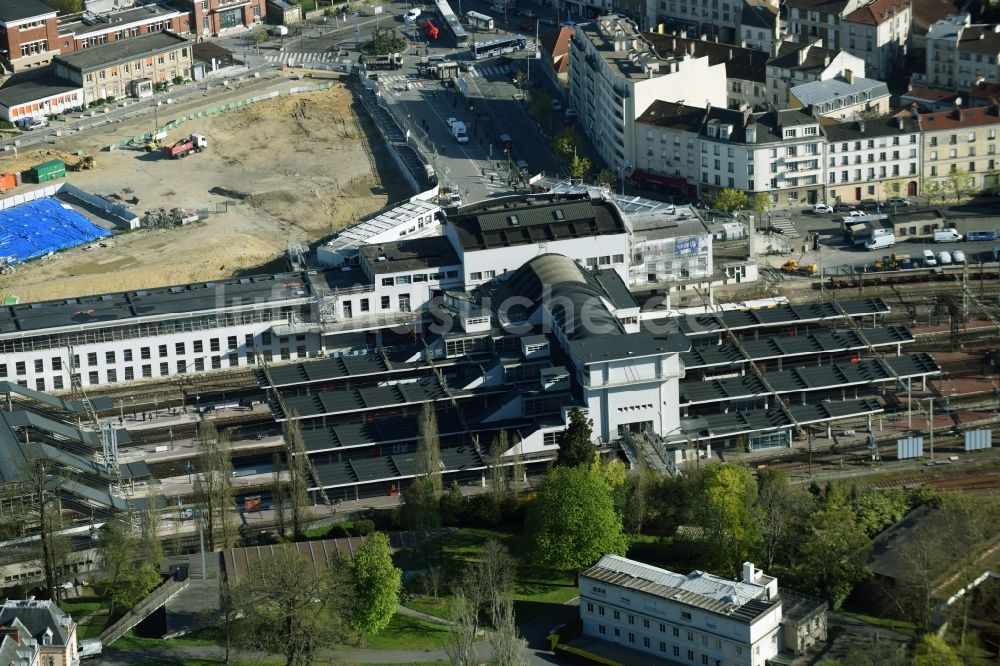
top-left (928, 397), bottom-right (935, 460)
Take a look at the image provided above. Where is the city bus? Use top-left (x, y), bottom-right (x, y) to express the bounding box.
top-left (433, 0), bottom-right (469, 47)
top-left (471, 35), bottom-right (527, 60)
top-left (466, 10), bottom-right (494, 31)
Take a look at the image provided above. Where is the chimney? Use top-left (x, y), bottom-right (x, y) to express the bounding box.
top-left (714, 34), bottom-right (719, 42)
top-left (823, 54), bottom-right (830, 66)
top-left (896, 116), bottom-right (904, 129)
top-left (952, 100), bottom-right (962, 119)
top-left (743, 562), bottom-right (756, 584)
top-left (844, 68), bottom-right (854, 84)
top-left (797, 43), bottom-right (812, 65)
top-left (857, 118), bottom-right (865, 132)
top-left (729, 48), bottom-right (734, 59)
top-left (700, 32), bottom-right (707, 41)
top-left (706, 101), bottom-right (712, 118)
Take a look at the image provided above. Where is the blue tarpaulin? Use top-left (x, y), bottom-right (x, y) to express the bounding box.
top-left (0, 198), bottom-right (110, 265)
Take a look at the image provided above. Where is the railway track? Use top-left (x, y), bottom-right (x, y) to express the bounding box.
top-left (88, 369), bottom-right (260, 410)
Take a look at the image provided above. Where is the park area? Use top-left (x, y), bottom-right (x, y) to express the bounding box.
top-left (0, 79), bottom-right (407, 304)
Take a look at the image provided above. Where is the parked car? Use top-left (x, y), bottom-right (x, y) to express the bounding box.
top-left (846, 210), bottom-right (865, 218)
top-left (25, 118), bottom-right (48, 130)
top-left (886, 197), bottom-right (911, 207)
top-left (923, 249), bottom-right (938, 267)
top-left (517, 9), bottom-right (535, 17)
top-left (813, 203), bottom-right (833, 214)
top-left (404, 8), bottom-right (421, 22)
top-left (953, 249), bottom-right (966, 263)
top-left (833, 202), bottom-right (856, 212)
top-left (859, 198), bottom-right (881, 211)
top-left (938, 250), bottom-right (953, 265)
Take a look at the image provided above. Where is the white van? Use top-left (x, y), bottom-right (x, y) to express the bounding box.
top-left (865, 233), bottom-right (895, 250)
top-left (933, 228), bottom-right (963, 243)
top-left (923, 249), bottom-right (938, 267)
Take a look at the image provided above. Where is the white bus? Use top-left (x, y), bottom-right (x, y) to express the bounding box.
top-left (471, 35), bottom-right (527, 60)
top-left (466, 10), bottom-right (494, 31)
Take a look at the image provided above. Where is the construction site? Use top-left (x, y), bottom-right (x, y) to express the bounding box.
top-left (0, 81), bottom-right (406, 303)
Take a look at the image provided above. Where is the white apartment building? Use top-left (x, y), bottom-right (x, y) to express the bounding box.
top-left (647, 0), bottom-right (742, 44)
top-left (765, 37), bottom-right (866, 107)
top-left (568, 15), bottom-right (727, 174)
top-left (633, 101), bottom-right (827, 203)
top-left (580, 556), bottom-right (783, 666)
top-left (823, 115), bottom-right (921, 203)
top-left (740, 0), bottom-right (779, 52)
top-left (926, 14), bottom-right (1000, 91)
top-left (841, 0), bottom-right (910, 80)
top-left (785, 0), bottom-right (862, 50)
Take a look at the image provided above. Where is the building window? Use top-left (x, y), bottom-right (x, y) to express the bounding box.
top-left (141, 347), bottom-right (151, 360)
top-left (159, 362), bottom-right (169, 376)
top-left (52, 357), bottom-right (62, 371)
top-left (107, 369), bottom-right (118, 383)
top-left (175, 342), bottom-right (185, 355)
top-left (142, 365), bottom-right (152, 378)
top-left (87, 352), bottom-right (97, 366)
top-left (34, 359), bottom-right (44, 373)
top-left (89, 371), bottom-right (99, 385)
top-left (360, 298), bottom-right (370, 312)
top-left (381, 296), bottom-right (391, 309)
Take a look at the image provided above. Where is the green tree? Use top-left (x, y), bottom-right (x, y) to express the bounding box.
top-left (913, 634), bottom-right (963, 666)
top-left (757, 468), bottom-right (813, 570)
top-left (752, 192), bottom-right (772, 222)
top-left (254, 28), bottom-right (269, 44)
top-left (620, 465), bottom-right (651, 535)
top-left (42, 0), bottom-right (84, 13)
top-left (488, 430), bottom-right (510, 505)
top-left (235, 545), bottom-right (354, 666)
top-left (529, 91), bottom-right (553, 122)
top-left (194, 420), bottom-right (238, 550)
top-left (596, 168), bottom-right (615, 188)
top-left (366, 26), bottom-right (406, 55)
top-left (712, 188), bottom-right (749, 213)
top-left (555, 407), bottom-right (596, 468)
top-left (552, 126), bottom-right (583, 161)
top-left (924, 179), bottom-right (944, 204)
top-left (796, 504), bottom-right (870, 608)
top-left (351, 532), bottom-right (402, 636)
top-left (402, 477), bottom-right (441, 531)
top-left (570, 153), bottom-right (591, 180)
top-left (98, 521), bottom-right (162, 616)
top-left (696, 464), bottom-right (763, 574)
top-left (403, 403), bottom-right (443, 531)
top-left (526, 465), bottom-right (627, 571)
top-left (851, 489), bottom-right (909, 537)
top-left (946, 168), bottom-right (973, 201)
top-left (282, 418), bottom-right (311, 540)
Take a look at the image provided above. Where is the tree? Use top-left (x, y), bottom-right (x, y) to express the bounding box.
top-left (851, 489), bottom-right (909, 537)
top-left (526, 465), bottom-right (627, 571)
top-left (17, 455), bottom-right (71, 602)
top-left (98, 521), bottom-right (162, 616)
top-left (555, 407), bottom-right (596, 468)
top-left (42, 0), bottom-right (84, 12)
top-left (752, 191), bottom-right (772, 222)
top-left (272, 453), bottom-right (287, 539)
top-left (488, 430), bottom-right (510, 505)
top-left (282, 418), bottom-right (310, 539)
top-left (885, 178), bottom-right (905, 199)
top-left (570, 153), bottom-right (591, 180)
top-left (235, 545), bottom-right (354, 666)
top-left (620, 465), bottom-right (650, 535)
top-left (404, 403), bottom-right (443, 531)
top-left (194, 420), bottom-right (237, 551)
top-left (529, 91), bottom-right (553, 122)
top-left (513, 69), bottom-right (527, 88)
top-left (924, 179), bottom-right (944, 204)
top-left (757, 468), bottom-right (812, 570)
top-left (351, 532), bottom-right (402, 637)
top-left (403, 477), bottom-right (441, 531)
top-left (946, 168), bottom-right (972, 201)
top-left (712, 188), bottom-right (749, 213)
top-left (490, 596), bottom-right (529, 666)
top-left (695, 464), bottom-right (763, 574)
top-left (365, 26), bottom-right (406, 55)
top-left (596, 168), bottom-right (615, 188)
top-left (552, 126), bottom-right (583, 162)
top-left (913, 634), bottom-right (963, 666)
top-left (470, 539), bottom-right (514, 627)
top-left (417, 402), bottom-right (442, 493)
top-left (445, 591), bottom-right (479, 666)
top-left (796, 504), bottom-right (870, 608)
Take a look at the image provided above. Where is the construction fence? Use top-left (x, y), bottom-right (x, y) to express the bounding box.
top-left (114, 82), bottom-right (338, 149)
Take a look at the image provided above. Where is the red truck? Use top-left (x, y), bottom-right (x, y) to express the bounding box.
top-left (164, 133), bottom-right (208, 159)
top-left (420, 18), bottom-right (439, 39)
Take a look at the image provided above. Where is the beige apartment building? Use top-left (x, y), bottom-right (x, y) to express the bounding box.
top-left (918, 104), bottom-right (1000, 196)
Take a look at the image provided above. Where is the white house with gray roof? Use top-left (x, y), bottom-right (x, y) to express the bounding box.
top-left (0, 599), bottom-right (79, 666)
top-left (789, 71), bottom-right (891, 119)
top-left (580, 555), bottom-right (784, 666)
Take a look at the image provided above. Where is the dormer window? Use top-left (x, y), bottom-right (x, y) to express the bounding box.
top-left (784, 128), bottom-right (797, 138)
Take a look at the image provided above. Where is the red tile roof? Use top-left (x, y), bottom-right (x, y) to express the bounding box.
top-left (918, 104), bottom-right (1000, 131)
top-left (845, 0), bottom-right (909, 25)
top-left (540, 27), bottom-right (574, 74)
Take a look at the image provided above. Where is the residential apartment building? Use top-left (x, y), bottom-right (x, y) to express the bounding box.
top-left (56, 4), bottom-right (188, 54)
top-left (0, 599), bottom-right (79, 666)
top-left (926, 14), bottom-right (1000, 91)
top-left (765, 37), bottom-right (866, 107)
top-left (647, 0), bottom-right (743, 43)
top-left (634, 101), bottom-right (827, 203)
top-left (918, 103), bottom-right (1000, 195)
top-left (568, 15), bottom-right (727, 174)
top-left (789, 71), bottom-right (891, 119)
top-left (173, 0), bottom-right (265, 36)
top-left (824, 114), bottom-right (921, 203)
top-left (644, 32), bottom-right (770, 110)
top-left (0, 0), bottom-right (60, 73)
top-left (740, 0), bottom-right (779, 52)
top-left (52, 31), bottom-right (193, 103)
top-left (841, 0), bottom-right (910, 79)
top-left (785, 0), bottom-right (862, 50)
top-left (580, 556), bottom-right (785, 666)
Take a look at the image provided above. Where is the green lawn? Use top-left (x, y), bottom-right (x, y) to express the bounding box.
top-left (839, 610), bottom-right (918, 638)
top-left (403, 595), bottom-right (452, 620)
top-left (60, 590), bottom-right (113, 640)
top-left (362, 613), bottom-right (450, 650)
top-left (109, 631), bottom-right (220, 651)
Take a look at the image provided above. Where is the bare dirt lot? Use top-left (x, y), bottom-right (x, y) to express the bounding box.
top-left (0, 79), bottom-right (407, 303)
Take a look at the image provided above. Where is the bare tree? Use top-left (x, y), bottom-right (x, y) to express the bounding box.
top-left (445, 590), bottom-right (479, 666)
top-left (272, 453), bottom-right (287, 539)
top-left (420, 567), bottom-right (443, 599)
top-left (478, 539), bottom-right (515, 627)
top-left (490, 596), bottom-right (529, 666)
top-left (510, 435), bottom-right (524, 496)
top-left (282, 418), bottom-right (310, 539)
top-left (489, 430), bottom-right (509, 505)
top-left (16, 455), bottom-right (71, 602)
top-left (193, 420), bottom-right (237, 551)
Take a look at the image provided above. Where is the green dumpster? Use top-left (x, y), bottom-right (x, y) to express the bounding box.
top-left (30, 159), bottom-right (66, 184)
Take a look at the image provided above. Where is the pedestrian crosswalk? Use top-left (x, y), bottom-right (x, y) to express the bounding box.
top-left (264, 52), bottom-right (345, 66)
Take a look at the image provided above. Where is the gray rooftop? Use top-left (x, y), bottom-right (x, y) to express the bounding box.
top-left (359, 235), bottom-right (461, 274)
top-left (0, 600), bottom-right (72, 648)
top-left (575, 16), bottom-right (678, 81)
top-left (59, 3), bottom-right (181, 37)
top-left (0, 0), bottom-right (56, 23)
top-left (54, 31), bottom-right (189, 72)
top-left (312, 444), bottom-right (487, 489)
top-left (582, 555), bottom-right (779, 624)
top-left (680, 398), bottom-right (884, 439)
top-left (790, 76), bottom-right (891, 107)
top-left (671, 297), bottom-right (891, 337)
top-left (0, 75), bottom-right (80, 110)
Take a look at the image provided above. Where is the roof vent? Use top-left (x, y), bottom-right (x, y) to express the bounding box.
top-left (553, 209), bottom-right (565, 220)
top-left (508, 214), bottom-right (520, 226)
